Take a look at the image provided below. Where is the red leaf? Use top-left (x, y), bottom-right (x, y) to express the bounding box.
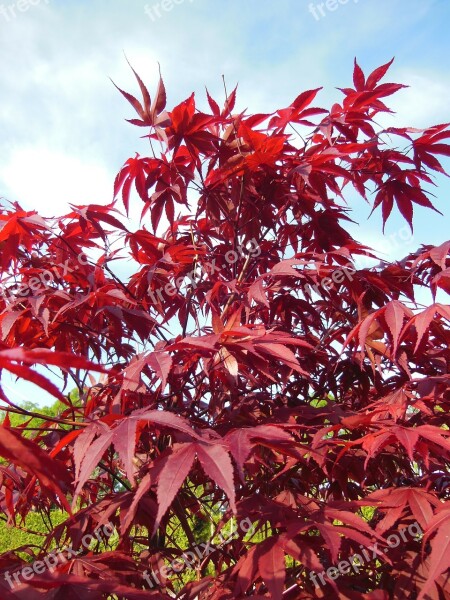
top-left (196, 442), bottom-right (236, 512)
top-left (0, 347), bottom-right (108, 372)
top-left (384, 300), bottom-right (409, 354)
top-left (418, 509), bottom-right (450, 600)
top-left (0, 359), bottom-right (70, 405)
top-left (248, 279), bottom-right (269, 307)
top-left (151, 69), bottom-right (167, 118)
top-left (430, 241), bottom-right (450, 269)
top-left (146, 350), bottom-right (172, 389)
top-left (111, 80), bottom-right (145, 120)
top-left (258, 542), bottom-right (286, 600)
top-left (267, 259), bottom-right (303, 278)
top-left (131, 407), bottom-right (203, 440)
top-left (255, 342), bottom-right (307, 375)
top-left (122, 472), bottom-right (153, 532)
top-left (154, 443), bottom-right (196, 533)
top-left (206, 88), bottom-right (220, 116)
top-left (0, 426), bottom-right (72, 513)
top-left (366, 58), bottom-right (395, 89)
top-left (113, 417), bottom-right (139, 486)
top-left (126, 57), bottom-right (152, 115)
top-left (292, 87), bottom-right (323, 112)
top-left (226, 425), bottom-right (293, 481)
top-left (392, 426), bottom-right (420, 463)
top-left (353, 58), bottom-right (366, 91)
top-left (73, 427), bottom-right (115, 504)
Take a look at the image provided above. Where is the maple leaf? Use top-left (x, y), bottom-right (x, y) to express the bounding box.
top-left (154, 442), bottom-right (196, 534)
top-left (114, 154), bottom-right (156, 213)
top-left (113, 61), bottom-right (170, 131)
top-left (167, 93), bottom-right (217, 159)
top-left (146, 350), bottom-right (172, 389)
top-left (258, 540), bottom-right (286, 600)
top-left (418, 505), bottom-right (450, 600)
top-left (154, 441), bottom-right (236, 533)
top-left (365, 487), bottom-right (441, 533)
top-left (0, 427), bottom-right (72, 513)
top-left (225, 425), bottom-right (293, 481)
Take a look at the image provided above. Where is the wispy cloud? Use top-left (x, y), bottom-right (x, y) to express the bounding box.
top-left (0, 0), bottom-right (448, 221)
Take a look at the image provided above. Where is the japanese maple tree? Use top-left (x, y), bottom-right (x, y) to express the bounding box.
top-left (0, 58), bottom-right (449, 599)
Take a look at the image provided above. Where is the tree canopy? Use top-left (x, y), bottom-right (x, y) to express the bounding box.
top-left (0, 59), bottom-right (449, 599)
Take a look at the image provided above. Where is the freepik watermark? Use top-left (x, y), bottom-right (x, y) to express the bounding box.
top-left (148, 238), bottom-right (261, 305)
top-left (4, 521), bottom-right (116, 589)
top-left (309, 521), bottom-right (423, 588)
top-left (303, 226), bottom-right (415, 298)
top-left (0, 251), bottom-right (89, 304)
top-left (303, 263), bottom-right (356, 299)
top-left (143, 517), bottom-right (255, 589)
top-left (308, 0), bottom-right (363, 21)
top-left (144, 0), bottom-right (194, 22)
top-left (0, 0), bottom-right (49, 22)
top-left (361, 225), bottom-right (415, 267)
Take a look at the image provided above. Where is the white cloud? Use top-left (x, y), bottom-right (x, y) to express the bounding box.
top-left (0, 147), bottom-right (112, 215)
top-left (0, 0), bottom-right (448, 227)
top-left (380, 71), bottom-right (450, 128)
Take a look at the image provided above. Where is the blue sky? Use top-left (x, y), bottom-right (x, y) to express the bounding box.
top-left (0, 0), bottom-right (449, 404)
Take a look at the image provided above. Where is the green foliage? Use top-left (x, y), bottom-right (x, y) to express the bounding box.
top-left (0, 397), bottom-right (78, 556)
top-left (0, 510), bottom-right (66, 557)
top-left (1, 391), bottom-right (81, 433)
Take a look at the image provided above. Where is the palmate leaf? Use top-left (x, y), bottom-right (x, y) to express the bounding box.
top-left (7, 571), bottom-right (167, 599)
top-left (153, 441), bottom-right (236, 534)
top-left (73, 408), bottom-right (205, 499)
top-left (418, 506), bottom-right (450, 600)
top-left (0, 426), bottom-right (72, 513)
top-left (225, 425), bottom-right (294, 481)
top-left (196, 442), bottom-right (236, 512)
top-left (111, 60), bottom-right (169, 130)
top-left (146, 350), bottom-right (172, 389)
top-left (258, 541), bottom-right (286, 600)
top-left (364, 487), bottom-right (442, 533)
top-left (154, 442), bottom-right (196, 534)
